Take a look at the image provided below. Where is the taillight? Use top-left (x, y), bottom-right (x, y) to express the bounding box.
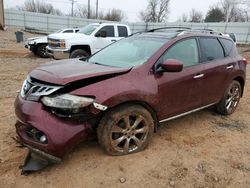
top-left (243, 58), bottom-right (247, 65)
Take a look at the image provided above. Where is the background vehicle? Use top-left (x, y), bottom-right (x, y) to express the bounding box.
top-left (15, 29), bottom-right (246, 173)
top-left (25, 28), bottom-right (80, 58)
top-left (46, 23), bottom-right (131, 59)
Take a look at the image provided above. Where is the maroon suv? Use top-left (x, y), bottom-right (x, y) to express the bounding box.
top-left (15, 29), bottom-right (247, 172)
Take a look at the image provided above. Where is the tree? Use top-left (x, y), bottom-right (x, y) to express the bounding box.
top-left (189, 9), bottom-right (203, 22)
top-left (180, 13), bottom-right (188, 22)
top-left (205, 6), bottom-right (224, 22)
top-left (73, 5), bottom-right (95, 19)
top-left (103, 9), bottom-right (125, 21)
top-left (74, 6), bottom-right (125, 21)
top-left (18, 0), bottom-right (62, 15)
top-left (221, 0), bottom-right (248, 22)
top-left (139, 0), bottom-right (170, 23)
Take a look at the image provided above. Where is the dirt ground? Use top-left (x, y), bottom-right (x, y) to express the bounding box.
top-left (0, 28), bottom-right (250, 188)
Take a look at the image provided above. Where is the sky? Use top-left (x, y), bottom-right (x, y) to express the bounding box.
top-left (4, 0), bottom-right (221, 22)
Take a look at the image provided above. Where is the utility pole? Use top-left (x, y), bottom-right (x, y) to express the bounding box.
top-left (96, 0), bottom-right (98, 19)
top-left (88, 0), bottom-right (90, 19)
top-left (0, 0), bottom-right (5, 30)
top-left (70, 0), bottom-right (76, 17)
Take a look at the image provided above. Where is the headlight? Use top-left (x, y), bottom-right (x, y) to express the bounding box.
top-left (60, 39), bottom-right (66, 48)
top-left (41, 94), bottom-right (94, 109)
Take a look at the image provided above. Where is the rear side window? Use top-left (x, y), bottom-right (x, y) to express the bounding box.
top-left (219, 38), bottom-right (234, 56)
top-left (98, 26), bottom-right (115, 37)
top-left (199, 38), bottom-right (224, 62)
top-left (63, 30), bottom-right (73, 33)
top-left (162, 38), bottom-right (199, 67)
top-left (118, 26), bottom-right (128, 37)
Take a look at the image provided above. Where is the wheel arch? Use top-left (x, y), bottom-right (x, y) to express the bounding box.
top-left (233, 76), bottom-right (245, 96)
top-left (70, 45), bottom-right (91, 55)
top-left (104, 100), bottom-right (159, 132)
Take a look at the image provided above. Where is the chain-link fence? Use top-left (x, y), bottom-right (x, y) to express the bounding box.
top-left (5, 9), bottom-right (250, 44)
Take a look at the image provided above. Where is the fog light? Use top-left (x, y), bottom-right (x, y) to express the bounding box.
top-left (39, 135), bottom-right (47, 143)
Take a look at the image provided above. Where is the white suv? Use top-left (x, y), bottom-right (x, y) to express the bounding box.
top-left (25, 28), bottom-right (80, 58)
top-left (46, 23), bottom-right (131, 59)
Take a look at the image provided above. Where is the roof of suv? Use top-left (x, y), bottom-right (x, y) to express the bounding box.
top-left (137, 27), bottom-right (234, 42)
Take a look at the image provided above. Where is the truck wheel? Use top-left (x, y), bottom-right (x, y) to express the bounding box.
top-left (215, 80), bottom-right (241, 115)
top-left (97, 104), bottom-right (154, 156)
top-left (36, 44), bottom-right (49, 58)
top-left (70, 49), bottom-right (89, 58)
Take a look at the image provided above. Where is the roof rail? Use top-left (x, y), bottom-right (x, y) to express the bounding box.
top-left (147, 26), bottom-right (191, 32)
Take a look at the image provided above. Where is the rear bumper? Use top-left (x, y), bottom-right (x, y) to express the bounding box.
top-left (46, 46), bottom-right (70, 60)
top-left (14, 95), bottom-right (93, 158)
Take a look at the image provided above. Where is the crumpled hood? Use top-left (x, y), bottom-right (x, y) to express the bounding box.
top-left (29, 59), bottom-right (131, 85)
top-left (48, 33), bottom-right (87, 40)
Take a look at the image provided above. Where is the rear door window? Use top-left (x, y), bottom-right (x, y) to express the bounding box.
top-left (199, 37), bottom-right (224, 62)
top-left (161, 38), bottom-right (199, 67)
top-left (219, 38), bottom-right (234, 56)
top-left (118, 26), bottom-right (128, 37)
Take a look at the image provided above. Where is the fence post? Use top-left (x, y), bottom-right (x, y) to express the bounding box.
top-left (47, 15), bottom-right (49, 32)
top-left (245, 23), bottom-right (250, 44)
top-left (224, 22), bottom-right (228, 33)
top-left (24, 12), bottom-right (26, 28)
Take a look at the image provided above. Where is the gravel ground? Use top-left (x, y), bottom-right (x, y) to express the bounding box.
top-left (0, 28), bottom-right (250, 188)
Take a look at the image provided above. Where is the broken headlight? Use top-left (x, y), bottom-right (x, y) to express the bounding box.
top-left (41, 94), bottom-right (94, 110)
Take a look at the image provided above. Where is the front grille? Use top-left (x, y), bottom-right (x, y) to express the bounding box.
top-left (20, 77), bottom-right (62, 101)
top-left (48, 38), bottom-right (60, 48)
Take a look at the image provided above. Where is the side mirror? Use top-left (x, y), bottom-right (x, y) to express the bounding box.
top-left (160, 59), bottom-right (183, 72)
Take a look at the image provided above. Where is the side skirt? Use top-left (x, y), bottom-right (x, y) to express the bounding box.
top-left (159, 103), bottom-right (216, 124)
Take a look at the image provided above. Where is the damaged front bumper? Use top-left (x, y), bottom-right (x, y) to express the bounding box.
top-left (14, 94), bottom-right (96, 174)
top-left (14, 139), bottom-right (61, 175)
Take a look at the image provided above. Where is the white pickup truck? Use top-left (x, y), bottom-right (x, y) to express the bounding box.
top-left (46, 23), bottom-right (131, 59)
top-left (25, 28), bottom-right (80, 58)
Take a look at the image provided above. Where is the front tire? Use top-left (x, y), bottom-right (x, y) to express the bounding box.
top-left (216, 80), bottom-right (241, 115)
top-left (70, 49), bottom-right (89, 58)
top-left (97, 104), bottom-right (154, 156)
top-left (36, 44), bottom-right (49, 58)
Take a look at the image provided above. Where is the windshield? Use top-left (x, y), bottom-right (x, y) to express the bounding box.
top-left (88, 35), bottom-right (167, 68)
top-left (78, 24), bottom-right (99, 35)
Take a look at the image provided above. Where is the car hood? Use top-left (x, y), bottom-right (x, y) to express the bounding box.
top-left (48, 33), bottom-right (87, 40)
top-left (27, 36), bottom-right (47, 41)
top-left (29, 59), bottom-right (131, 85)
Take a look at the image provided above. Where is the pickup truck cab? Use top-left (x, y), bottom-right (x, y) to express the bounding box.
top-left (25, 28), bottom-right (80, 58)
top-left (46, 23), bottom-right (131, 59)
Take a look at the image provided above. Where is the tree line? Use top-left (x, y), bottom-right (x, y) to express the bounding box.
top-left (18, 0), bottom-right (250, 23)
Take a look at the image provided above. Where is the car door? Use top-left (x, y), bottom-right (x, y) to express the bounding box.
top-left (198, 37), bottom-right (231, 106)
top-left (155, 38), bottom-right (205, 120)
top-left (92, 25), bottom-right (117, 53)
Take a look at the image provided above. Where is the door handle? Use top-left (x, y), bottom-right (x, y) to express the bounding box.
top-left (111, 40), bottom-right (117, 42)
top-left (193, 74), bottom-right (204, 79)
top-left (226, 65), bottom-right (234, 70)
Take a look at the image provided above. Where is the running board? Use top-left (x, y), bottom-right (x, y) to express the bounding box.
top-left (159, 103), bottom-right (215, 123)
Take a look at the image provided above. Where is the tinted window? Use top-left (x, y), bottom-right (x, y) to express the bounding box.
top-left (75, 29), bottom-right (80, 33)
top-left (118, 26), bottom-right (128, 37)
top-left (219, 38), bottom-right (234, 56)
top-left (63, 30), bottom-right (73, 33)
top-left (162, 38), bottom-right (199, 67)
top-left (200, 38), bottom-right (224, 62)
top-left (98, 26), bottom-right (115, 37)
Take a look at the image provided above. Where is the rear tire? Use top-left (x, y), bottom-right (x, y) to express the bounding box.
top-left (97, 104), bottom-right (154, 156)
top-left (70, 49), bottom-right (89, 58)
top-left (36, 44), bottom-right (49, 58)
top-left (215, 80), bottom-right (241, 115)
